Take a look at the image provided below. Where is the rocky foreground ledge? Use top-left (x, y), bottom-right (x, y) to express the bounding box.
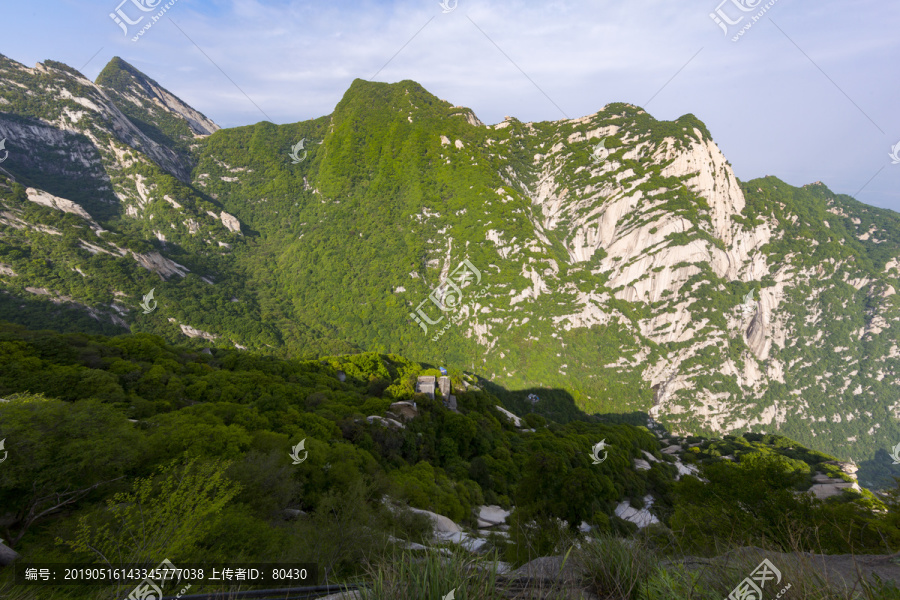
top-left (319, 548), bottom-right (900, 600)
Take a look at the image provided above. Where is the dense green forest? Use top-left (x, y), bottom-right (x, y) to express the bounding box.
top-left (1, 323), bottom-right (899, 598)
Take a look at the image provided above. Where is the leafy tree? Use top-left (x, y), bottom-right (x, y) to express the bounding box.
top-left (0, 393), bottom-right (141, 547)
top-left (58, 456), bottom-right (241, 564)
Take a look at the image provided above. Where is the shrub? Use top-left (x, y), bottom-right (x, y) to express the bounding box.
top-left (577, 534), bottom-right (653, 600)
top-left (358, 548), bottom-right (502, 600)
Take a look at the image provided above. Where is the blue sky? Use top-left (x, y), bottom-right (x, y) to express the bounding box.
top-left (3, 0), bottom-right (900, 211)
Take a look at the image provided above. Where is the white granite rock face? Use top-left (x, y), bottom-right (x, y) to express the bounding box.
top-left (495, 405), bottom-right (524, 427)
top-left (25, 188), bottom-right (96, 224)
top-left (132, 251), bottom-right (189, 278)
top-left (404, 506), bottom-right (461, 533)
top-left (478, 505), bottom-right (511, 527)
top-left (179, 324), bottom-right (218, 341)
top-left (614, 495), bottom-right (659, 528)
top-left (219, 211), bottom-right (242, 234)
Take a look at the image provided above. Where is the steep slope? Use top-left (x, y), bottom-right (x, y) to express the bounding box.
top-left (195, 79), bottom-right (899, 486)
top-left (0, 55), bottom-right (289, 350)
top-left (95, 57), bottom-right (218, 164)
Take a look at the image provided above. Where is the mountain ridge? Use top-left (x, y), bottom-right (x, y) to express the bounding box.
top-left (0, 54), bottom-right (898, 488)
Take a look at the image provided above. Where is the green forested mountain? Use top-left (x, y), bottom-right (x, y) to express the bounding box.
top-left (0, 53), bottom-right (898, 491)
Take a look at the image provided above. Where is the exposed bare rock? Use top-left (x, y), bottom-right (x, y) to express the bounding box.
top-left (632, 458), bottom-right (652, 471)
top-left (404, 506), bottom-right (461, 534)
top-left (25, 187), bottom-right (99, 229)
top-left (366, 415), bottom-right (405, 429)
top-left (0, 541), bottom-right (20, 566)
top-left (220, 211), bottom-right (241, 234)
top-left (317, 591), bottom-right (361, 600)
top-left (684, 546), bottom-right (900, 591)
top-left (122, 74), bottom-right (219, 136)
top-left (477, 505), bottom-right (511, 527)
top-left (495, 405), bottom-right (524, 427)
top-left (389, 401), bottom-right (418, 420)
top-left (131, 251), bottom-right (189, 279)
top-left (179, 324), bottom-right (218, 341)
top-left (615, 495), bottom-right (659, 527)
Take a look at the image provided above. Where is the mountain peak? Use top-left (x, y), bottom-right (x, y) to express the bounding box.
top-left (96, 56), bottom-right (219, 137)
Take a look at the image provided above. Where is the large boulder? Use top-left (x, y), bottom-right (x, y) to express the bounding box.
top-left (389, 401), bottom-right (418, 421)
top-left (633, 458), bottom-right (652, 471)
top-left (677, 546), bottom-right (900, 592)
top-left (317, 591), bottom-right (361, 600)
top-left (405, 506), bottom-right (461, 533)
top-left (807, 481), bottom-right (860, 500)
top-left (674, 461), bottom-right (700, 479)
top-left (614, 495), bottom-right (659, 528)
top-left (509, 555), bottom-right (586, 584)
top-left (495, 405), bottom-right (524, 427)
top-left (477, 505), bottom-right (511, 528)
top-left (0, 541), bottom-right (20, 566)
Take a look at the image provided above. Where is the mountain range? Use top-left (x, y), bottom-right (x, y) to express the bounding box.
top-left (0, 53), bottom-right (898, 488)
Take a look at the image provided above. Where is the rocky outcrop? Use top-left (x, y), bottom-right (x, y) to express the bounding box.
top-left (477, 505), bottom-right (511, 529)
top-left (614, 495), bottom-right (659, 528)
top-left (807, 477), bottom-right (860, 500)
top-left (132, 251), bottom-right (189, 279)
top-left (121, 73), bottom-right (219, 136)
top-left (389, 401), bottom-right (418, 421)
top-left (0, 540), bottom-right (20, 566)
top-left (680, 546), bottom-right (900, 593)
top-left (4, 58), bottom-right (192, 181)
top-left (219, 211), bottom-right (241, 234)
top-left (25, 188), bottom-right (101, 231)
top-left (366, 415), bottom-right (404, 429)
top-left (179, 324), bottom-right (218, 341)
top-left (401, 506), bottom-right (461, 534)
top-left (806, 461), bottom-right (862, 500)
top-left (495, 405), bottom-right (524, 428)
